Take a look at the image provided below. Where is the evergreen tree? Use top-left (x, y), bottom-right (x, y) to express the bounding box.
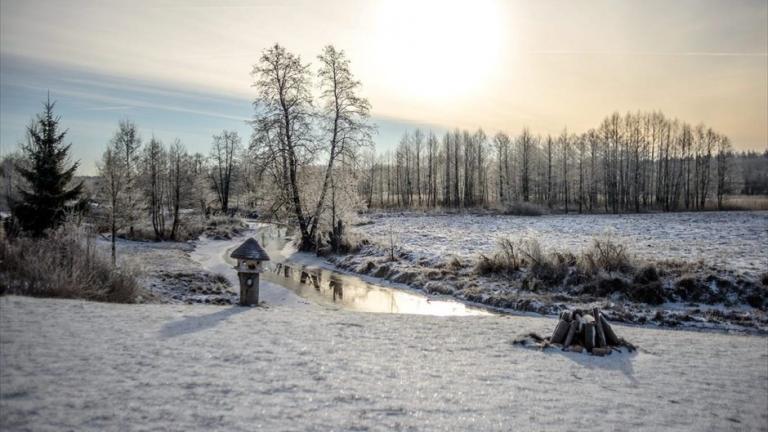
top-left (11, 97), bottom-right (83, 236)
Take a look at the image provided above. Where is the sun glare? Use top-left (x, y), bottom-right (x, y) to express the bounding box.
top-left (374, 0), bottom-right (505, 103)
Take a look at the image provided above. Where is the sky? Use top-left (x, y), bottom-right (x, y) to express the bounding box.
top-left (1, 0), bottom-right (766, 175)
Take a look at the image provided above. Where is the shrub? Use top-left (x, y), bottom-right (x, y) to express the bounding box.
top-left (0, 223), bottom-right (140, 303)
top-left (174, 219), bottom-right (205, 241)
top-left (203, 216), bottom-right (247, 240)
top-left (475, 236), bottom-right (568, 285)
top-left (332, 228), bottom-right (368, 255)
top-left (446, 255), bottom-right (464, 271)
top-left (474, 237), bottom-right (524, 276)
top-left (496, 237), bottom-right (523, 271)
top-left (580, 235), bottom-right (634, 274)
top-left (634, 265), bottom-right (660, 284)
top-left (518, 237), bottom-right (545, 268)
top-left (628, 281), bottom-right (665, 305)
top-left (474, 254), bottom-right (501, 275)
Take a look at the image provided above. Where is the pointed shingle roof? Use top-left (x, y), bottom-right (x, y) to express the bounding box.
top-left (230, 238), bottom-right (270, 261)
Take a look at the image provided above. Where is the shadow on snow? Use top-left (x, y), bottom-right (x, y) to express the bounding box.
top-left (546, 348), bottom-right (639, 384)
top-left (160, 306), bottom-right (250, 338)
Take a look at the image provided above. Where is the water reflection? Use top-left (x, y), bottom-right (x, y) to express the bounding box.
top-left (267, 262), bottom-right (487, 316)
top-left (231, 223), bottom-right (489, 316)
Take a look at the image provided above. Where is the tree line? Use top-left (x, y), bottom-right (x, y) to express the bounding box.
top-left (1, 43), bottom-right (373, 259)
top-left (361, 111), bottom-right (768, 213)
top-left (97, 122), bottom-right (262, 261)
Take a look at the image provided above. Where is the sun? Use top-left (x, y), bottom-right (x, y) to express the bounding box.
top-left (373, 0), bottom-right (506, 103)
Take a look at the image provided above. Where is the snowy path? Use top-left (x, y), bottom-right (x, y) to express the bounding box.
top-left (189, 231), bottom-right (309, 308)
top-left (2, 295), bottom-right (767, 431)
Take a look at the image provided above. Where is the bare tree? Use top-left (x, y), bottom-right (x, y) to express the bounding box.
top-left (251, 44), bottom-right (314, 246)
top-left (442, 132), bottom-right (451, 207)
top-left (716, 135), bottom-right (732, 209)
top-left (519, 128), bottom-right (533, 202)
top-left (168, 140), bottom-right (192, 240)
top-left (1, 152), bottom-right (25, 214)
top-left (113, 120), bottom-right (141, 237)
top-left (191, 152), bottom-right (209, 219)
top-left (142, 137), bottom-right (167, 240)
top-left (97, 144), bottom-right (127, 265)
top-left (560, 130), bottom-right (570, 213)
top-left (412, 129), bottom-right (423, 206)
top-left (209, 130), bottom-right (240, 214)
top-left (546, 135), bottom-right (553, 208)
top-left (251, 44), bottom-right (373, 250)
top-left (426, 131), bottom-right (438, 207)
top-left (307, 45), bottom-right (373, 244)
top-left (494, 132), bottom-right (511, 204)
top-left (576, 135), bottom-right (586, 213)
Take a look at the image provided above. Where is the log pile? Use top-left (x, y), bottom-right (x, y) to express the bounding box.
top-left (515, 308), bottom-right (636, 355)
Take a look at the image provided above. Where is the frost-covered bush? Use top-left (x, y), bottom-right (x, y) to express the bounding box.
top-left (580, 235), bottom-right (634, 274)
top-left (475, 236), bottom-right (571, 285)
top-left (0, 223), bottom-right (140, 303)
top-left (446, 255), bottom-right (464, 271)
top-left (496, 237), bottom-right (523, 271)
top-left (475, 233), bottom-right (640, 288)
top-left (474, 254), bottom-right (501, 275)
top-left (475, 237), bottom-right (528, 275)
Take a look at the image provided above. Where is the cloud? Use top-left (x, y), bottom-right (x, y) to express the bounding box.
top-left (527, 50), bottom-right (768, 57)
top-left (80, 105), bottom-right (134, 112)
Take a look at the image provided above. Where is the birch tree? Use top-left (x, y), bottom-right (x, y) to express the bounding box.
top-left (113, 120), bottom-right (141, 237)
top-left (308, 45), bottom-right (373, 243)
top-left (143, 137), bottom-right (167, 240)
top-left (98, 145), bottom-right (126, 265)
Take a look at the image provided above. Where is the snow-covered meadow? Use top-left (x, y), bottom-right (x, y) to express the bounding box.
top-left (360, 211), bottom-right (768, 275)
top-left (2, 295), bottom-right (767, 431)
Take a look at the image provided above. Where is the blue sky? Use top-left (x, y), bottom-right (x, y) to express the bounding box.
top-left (0, 54), bottom-right (444, 175)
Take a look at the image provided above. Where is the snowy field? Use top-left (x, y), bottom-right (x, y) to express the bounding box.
top-left (2, 295), bottom-right (767, 431)
top-left (361, 211), bottom-right (768, 275)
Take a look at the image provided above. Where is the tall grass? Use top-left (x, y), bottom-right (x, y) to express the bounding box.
top-left (475, 234), bottom-right (634, 280)
top-left (0, 222), bottom-right (140, 303)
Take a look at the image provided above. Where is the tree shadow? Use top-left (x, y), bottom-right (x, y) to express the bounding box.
top-left (544, 347), bottom-right (639, 385)
top-left (160, 306), bottom-right (250, 338)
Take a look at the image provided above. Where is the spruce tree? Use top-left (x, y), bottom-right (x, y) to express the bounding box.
top-left (12, 97), bottom-right (83, 236)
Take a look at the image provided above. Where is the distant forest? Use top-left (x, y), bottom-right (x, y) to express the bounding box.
top-left (361, 111), bottom-right (768, 213)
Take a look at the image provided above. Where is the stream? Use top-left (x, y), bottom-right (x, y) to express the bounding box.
top-left (190, 222), bottom-right (489, 316)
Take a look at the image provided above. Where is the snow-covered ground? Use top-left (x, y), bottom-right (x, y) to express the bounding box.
top-left (2, 219), bottom-right (767, 430)
top-left (360, 211), bottom-right (768, 275)
top-left (1, 295), bottom-right (766, 431)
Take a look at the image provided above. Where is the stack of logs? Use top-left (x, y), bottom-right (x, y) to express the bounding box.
top-left (547, 308), bottom-right (634, 356)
